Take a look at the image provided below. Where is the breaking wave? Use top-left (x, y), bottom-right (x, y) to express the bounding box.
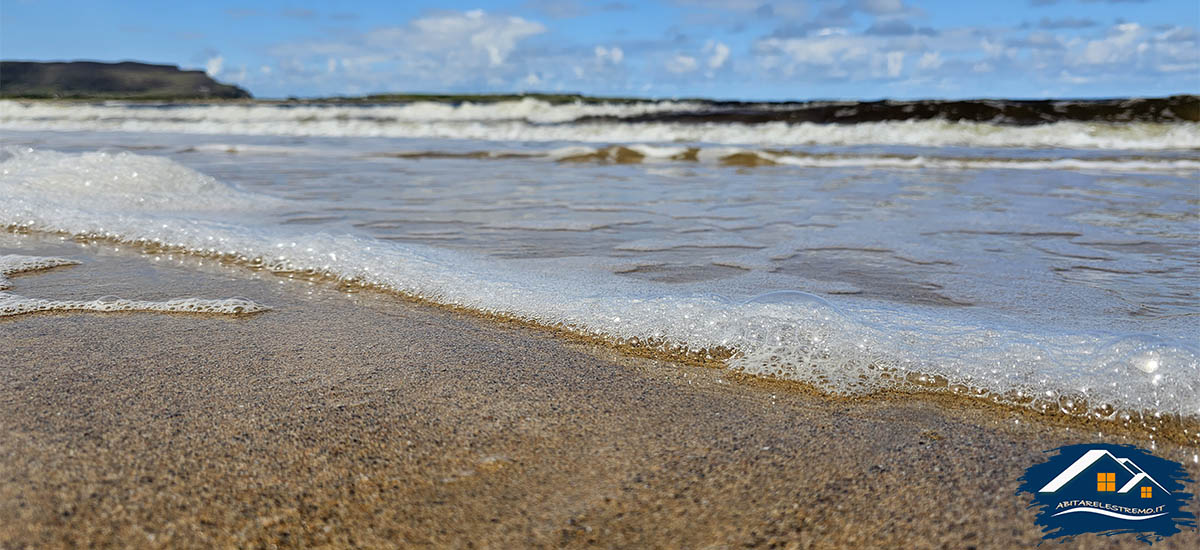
top-left (3, 100), bottom-right (1198, 150)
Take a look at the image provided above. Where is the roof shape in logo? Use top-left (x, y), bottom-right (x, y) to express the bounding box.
top-left (1038, 449), bottom-right (1170, 494)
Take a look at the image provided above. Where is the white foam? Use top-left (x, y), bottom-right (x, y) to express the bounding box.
top-left (1, 148), bottom-right (1196, 421)
top-left (770, 153), bottom-right (1200, 172)
top-left (0, 97), bottom-right (704, 124)
top-left (694, 147), bottom-right (751, 163)
top-left (547, 146), bottom-right (600, 160)
top-left (626, 144), bottom-right (691, 158)
top-left (0, 292), bottom-right (268, 317)
top-left (0, 254), bottom-right (79, 290)
top-left (0, 147), bottom-right (279, 212)
top-left (3, 101), bottom-right (1197, 150)
top-left (0, 253), bottom-right (269, 317)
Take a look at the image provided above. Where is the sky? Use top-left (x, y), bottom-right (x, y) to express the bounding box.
top-left (1, 0), bottom-right (1197, 100)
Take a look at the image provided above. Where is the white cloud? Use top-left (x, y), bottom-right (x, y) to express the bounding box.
top-left (753, 28), bottom-right (984, 82)
top-left (205, 55), bottom-right (224, 77)
top-left (885, 51), bottom-right (904, 77)
top-left (746, 16), bottom-right (1198, 94)
top-left (916, 51), bottom-right (942, 70)
top-left (399, 9), bottom-right (545, 67)
top-left (979, 37), bottom-right (1011, 59)
top-left (666, 54), bottom-right (699, 73)
top-left (231, 3), bottom-right (1194, 98)
top-left (916, 51), bottom-right (945, 71)
top-left (755, 34), bottom-right (872, 72)
top-left (1047, 22), bottom-right (1199, 80)
top-left (705, 40), bottom-right (731, 69)
top-left (267, 10), bottom-right (547, 91)
top-left (1076, 23), bottom-right (1142, 65)
top-left (595, 45), bottom-right (624, 65)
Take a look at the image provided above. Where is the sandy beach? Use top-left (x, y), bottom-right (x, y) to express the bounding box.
top-left (0, 234), bottom-right (1195, 549)
top-left (4, 0), bottom-right (1198, 545)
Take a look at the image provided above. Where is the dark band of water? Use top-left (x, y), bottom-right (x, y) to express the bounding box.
top-left (575, 95), bottom-right (1199, 126)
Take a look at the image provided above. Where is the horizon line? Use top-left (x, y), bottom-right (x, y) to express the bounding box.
top-left (3, 58), bottom-right (1197, 105)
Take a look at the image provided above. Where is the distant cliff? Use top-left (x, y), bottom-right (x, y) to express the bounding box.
top-left (0, 61), bottom-right (251, 99)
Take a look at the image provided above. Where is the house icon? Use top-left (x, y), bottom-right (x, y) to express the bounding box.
top-left (1017, 443), bottom-right (1195, 541)
top-left (1039, 449), bottom-right (1170, 499)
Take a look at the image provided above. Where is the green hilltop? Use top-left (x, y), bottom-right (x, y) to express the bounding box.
top-left (0, 61), bottom-right (251, 100)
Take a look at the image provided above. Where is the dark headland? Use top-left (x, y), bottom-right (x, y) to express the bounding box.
top-left (0, 61), bottom-right (251, 100)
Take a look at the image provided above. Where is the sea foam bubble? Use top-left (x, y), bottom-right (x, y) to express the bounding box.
top-left (1, 147), bottom-right (1196, 424)
top-left (0, 253), bottom-right (268, 317)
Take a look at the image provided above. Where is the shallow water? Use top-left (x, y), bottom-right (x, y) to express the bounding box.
top-left (1, 100), bottom-right (1197, 423)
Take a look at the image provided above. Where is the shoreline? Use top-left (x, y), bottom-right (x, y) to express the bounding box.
top-left (2, 231), bottom-right (1199, 548)
top-left (8, 227), bottom-right (1198, 446)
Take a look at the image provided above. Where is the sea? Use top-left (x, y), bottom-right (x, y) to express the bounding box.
top-left (1, 98), bottom-right (1197, 428)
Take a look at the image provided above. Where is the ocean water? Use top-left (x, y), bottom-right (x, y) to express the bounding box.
top-left (1, 99), bottom-right (1197, 426)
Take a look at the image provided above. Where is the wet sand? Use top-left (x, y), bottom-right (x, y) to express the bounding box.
top-left (1, 235), bottom-right (1198, 549)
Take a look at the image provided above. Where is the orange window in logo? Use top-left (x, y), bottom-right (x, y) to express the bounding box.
top-left (1097, 472), bottom-right (1116, 492)
top-left (1142, 486), bottom-right (1153, 498)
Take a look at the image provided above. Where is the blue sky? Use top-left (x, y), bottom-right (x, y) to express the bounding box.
top-left (2, 0), bottom-right (1197, 100)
